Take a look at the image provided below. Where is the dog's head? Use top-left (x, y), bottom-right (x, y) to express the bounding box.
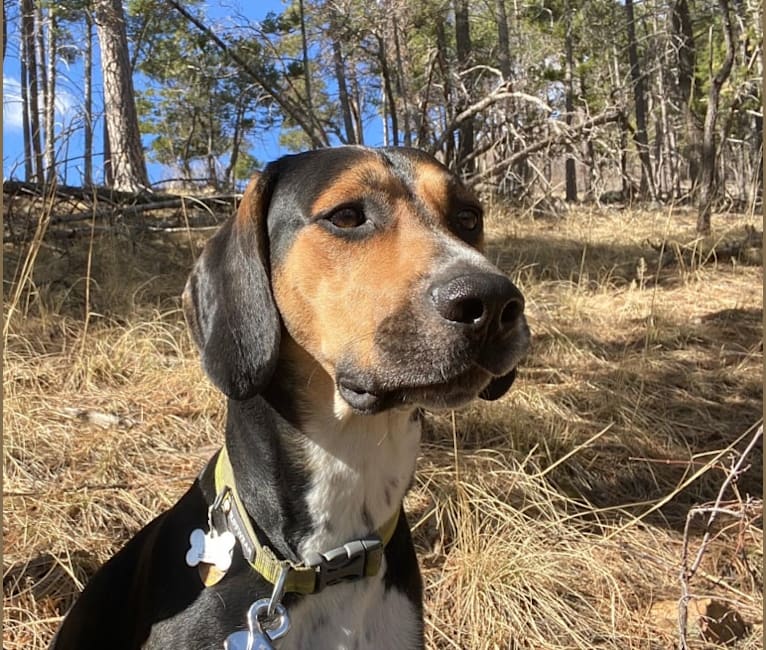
top-left (183, 147), bottom-right (529, 414)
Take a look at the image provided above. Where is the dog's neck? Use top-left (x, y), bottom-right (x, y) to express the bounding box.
top-left (224, 336), bottom-right (422, 564)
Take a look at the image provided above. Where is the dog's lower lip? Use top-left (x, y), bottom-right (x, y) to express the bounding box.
top-left (338, 380), bottom-right (381, 412)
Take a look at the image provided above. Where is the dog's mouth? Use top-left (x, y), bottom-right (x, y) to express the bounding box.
top-left (337, 379), bottom-right (383, 413)
top-left (335, 313), bottom-right (530, 415)
top-left (337, 362), bottom-right (519, 415)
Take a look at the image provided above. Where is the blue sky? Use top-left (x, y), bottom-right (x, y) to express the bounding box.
top-left (3, 0), bottom-right (369, 186)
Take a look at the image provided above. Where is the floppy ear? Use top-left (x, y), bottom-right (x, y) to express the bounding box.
top-left (183, 173), bottom-right (280, 400)
top-left (479, 368), bottom-right (517, 401)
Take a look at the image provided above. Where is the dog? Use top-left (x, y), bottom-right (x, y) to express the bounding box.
top-left (51, 146), bottom-right (530, 649)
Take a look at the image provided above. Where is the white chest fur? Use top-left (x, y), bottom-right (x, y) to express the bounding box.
top-left (298, 404), bottom-right (421, 559)
top-left (278, 404), bottom-right (422, 649)
top-left (281, 577), bottom-right (421, 649)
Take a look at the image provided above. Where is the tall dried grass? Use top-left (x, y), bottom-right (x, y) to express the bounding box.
top-left (3, 202), bottom-right (762, 649)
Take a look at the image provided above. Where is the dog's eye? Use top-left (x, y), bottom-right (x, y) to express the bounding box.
top-left (327, 207), bottom-right (366, 229)
top-left (454, 208), bottom-right (480, 232)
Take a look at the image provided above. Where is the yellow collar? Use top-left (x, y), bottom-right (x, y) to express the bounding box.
top-left (211, 445), bottom-right (400, 594)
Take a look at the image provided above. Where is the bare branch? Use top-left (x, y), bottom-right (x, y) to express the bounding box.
top-left (428, 86), bottom-right (552, 155)
top-left (466, 108), bottom-right (624, 187)
top-left (678, 423), bottom-right (763, 649)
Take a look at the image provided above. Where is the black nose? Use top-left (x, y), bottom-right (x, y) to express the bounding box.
top-left (430, 273), bottom-right (525, 335)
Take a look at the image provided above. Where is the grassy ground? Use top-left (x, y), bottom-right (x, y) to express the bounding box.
top-left (3, 199), bottom-right (763, 649)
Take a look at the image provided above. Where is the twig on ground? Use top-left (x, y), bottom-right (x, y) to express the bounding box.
top-left (677, 423), bottom-right (763, 649)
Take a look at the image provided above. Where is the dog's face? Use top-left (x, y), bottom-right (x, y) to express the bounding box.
top-left (184, 147), bottom-right (529, 414)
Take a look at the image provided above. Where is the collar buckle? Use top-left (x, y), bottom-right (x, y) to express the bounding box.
top-left (307, 536), bottom-right (384, 592)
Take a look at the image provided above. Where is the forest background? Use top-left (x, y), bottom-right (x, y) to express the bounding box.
top-left (3, 0), bottom-right (762, 230)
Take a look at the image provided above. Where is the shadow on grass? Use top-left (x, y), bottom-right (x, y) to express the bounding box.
top-left (3, 551), bottom-right (98, 609)
top-left (485, 231), bottom-right (654, 286)
top-left (426, 303), bottom-right (762, 531)
top-left (3, 229), bottom-right (201, 321)
top-left (486, 229), bottom-right (760, 291)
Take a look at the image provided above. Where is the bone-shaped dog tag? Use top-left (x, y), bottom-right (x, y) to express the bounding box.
top-left (185, 528), bottom-right (235, 573)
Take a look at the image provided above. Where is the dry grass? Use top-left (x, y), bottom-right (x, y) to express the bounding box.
top-left (3, 202), bottom-right (762, 649)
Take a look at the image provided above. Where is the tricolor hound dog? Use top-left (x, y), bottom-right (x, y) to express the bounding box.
top-left (51, 146), bottom-right (530, 650)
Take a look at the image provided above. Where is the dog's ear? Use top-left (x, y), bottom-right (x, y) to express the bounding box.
top-left (183, 172), bottom-right (280, 400)
top-left (479, 368), bottom-right (517, 401)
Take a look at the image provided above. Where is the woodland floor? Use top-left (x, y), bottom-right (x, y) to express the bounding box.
top-left (3, 195), bottom-right (763, 649)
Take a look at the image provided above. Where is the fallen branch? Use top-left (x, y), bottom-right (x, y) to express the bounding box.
top-left (46, 194), bottom-right (239, 224)
top-left (4, 180), bottom-right (240, 212)
top-left (4, 190), bottom-right (238, 244)
top-left (4, 180), bottom-right (149, 205)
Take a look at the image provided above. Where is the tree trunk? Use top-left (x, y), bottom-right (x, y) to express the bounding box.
top-left (496, 0), bottom-right (521, 191)
top-left (34, 0), bottom-right (46, 119)
top-left (754, 113), bottom-right (763, 201)
top-left (564, 0), bottom-right (577, 202)
top-left (224, 101), bottom-right (245, 188)
top-left (332, 38), bottom-right (356, 144)
top-left (21, 0), bottom-right (43, 183)
top-left (619, 112), bottom-right (630, 199)
top-left (392, 13), bottom-right (412, 147)
top-left (84, 8), bottom-right (93, 186)
top-left (625, 0), bottom-right (654, 200)
top-left (43, 4), bottom-right (56, 183)
top-left (329, 7), bottom-right (356, 145)
top-left (697, 0), bottom-right (736, 234)
top-left (454, 0), bottom-right (474, 175)
top-left (583, 136), bottom-right (595, 201)
top-left (206, 109), bottom-right (218, 189)
top-left (495, 0), bottom-right (511, 80)
top-left (180, 110), bottom-right (197, 182)
top-left (103, 98), bottom-right (113, 186)
top-left (672, 0), bottom-right (703, 190)
top-left (297, 0), bottom-right (313, 118)
top-left (579, 70), bottom-right (596, 200)
top-left (651, 8), bottom-right (676, 199)
top-left (94, 0), bottom-right (148, 192)
top-left (434, 18), bottom-right (454, 163)
top-left (377, 32), bottom-right (399, 146)
top-left (350, 71), bottom-right (364, 145)
top-left (20, 0), bottom-right (33, 181)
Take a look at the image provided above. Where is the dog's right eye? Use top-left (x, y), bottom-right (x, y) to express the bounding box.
top-left (326, 207), bottom-right (366, 229)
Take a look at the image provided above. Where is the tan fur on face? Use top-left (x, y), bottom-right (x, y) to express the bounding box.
top-left (413, 163), bottom-right (452, 219)
top-left (272, 199), bottom-right (436, 379)
top-left (310, 161), bottom-right (406, 216)
top-left (413, 162), bottom-right (485, 250)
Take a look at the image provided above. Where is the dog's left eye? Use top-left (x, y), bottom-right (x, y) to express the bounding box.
top-left (454, 208), bottom-right (481, 232)
top-left (327, 207), bottom-right (366, 229)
